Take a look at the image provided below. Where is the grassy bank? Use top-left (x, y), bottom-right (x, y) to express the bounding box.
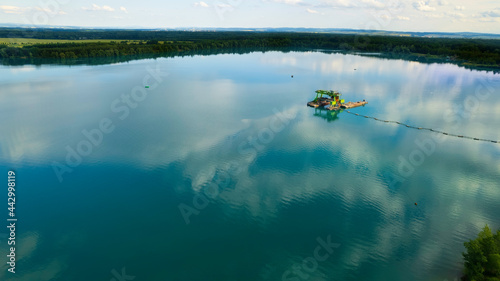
top-left (0, 38), bottom-right (185, 46)
top-left (0, 38), bottom-right (128, 46)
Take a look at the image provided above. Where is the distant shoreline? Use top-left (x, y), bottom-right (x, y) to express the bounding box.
top-left (1, 29), bottom-right (499, 69)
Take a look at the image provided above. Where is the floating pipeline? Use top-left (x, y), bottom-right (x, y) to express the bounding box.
top-left (345, 110), bottom-right (500, 144)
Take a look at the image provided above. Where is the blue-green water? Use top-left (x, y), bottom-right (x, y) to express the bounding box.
top-left (0, 51), bottom-right (499, 281)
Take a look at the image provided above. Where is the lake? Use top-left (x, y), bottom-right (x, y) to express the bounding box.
top-left (0, 51), bottom-right (499, 281)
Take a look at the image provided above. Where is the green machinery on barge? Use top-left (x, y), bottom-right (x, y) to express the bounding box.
top-left (307, 90), bottom-right (367, 110)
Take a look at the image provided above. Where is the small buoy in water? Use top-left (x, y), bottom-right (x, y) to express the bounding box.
top-left (414, 203), bottom-right (418, 206)
top-left (291, 75), bottom-right (294, 78)
top-left (145, 86), bottom-right (150, 88)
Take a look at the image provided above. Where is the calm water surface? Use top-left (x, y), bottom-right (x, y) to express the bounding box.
top-left (0, 51), bottom-right (499, 281)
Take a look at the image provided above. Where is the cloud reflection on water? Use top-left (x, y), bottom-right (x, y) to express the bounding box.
top-left (0, 51), bottom-right (499, 280)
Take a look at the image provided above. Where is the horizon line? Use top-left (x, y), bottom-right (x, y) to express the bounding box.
top-left (1, 23), bottom-right (500, 36)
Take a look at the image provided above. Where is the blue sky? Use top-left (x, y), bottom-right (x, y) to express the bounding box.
top-left (0, 0), bottom-right (499, 33)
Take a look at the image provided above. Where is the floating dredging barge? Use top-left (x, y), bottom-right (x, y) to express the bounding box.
top-left (307, 90), bottom-right (367, 110)
top-left (306, 90), bottom-right (340, 108)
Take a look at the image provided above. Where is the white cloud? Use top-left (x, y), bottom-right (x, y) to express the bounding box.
top-left (337, 0), bottom-right (356, 7)
top-left (102, 5), bottom-right (114, 12)
top-left (455, 6), bottom-right (465, 11)
top-left (194, 1), bottom-right (210, 8)
top-left (272, 0), bottom-right (303, 5)
top-left (447, 11), bottom-right (465, 18)
top-left (425, 13), bottom-right (444, 18)
top-left (0, 5), bottom-right (29, 14)
top-left (0, 5), bottom-right (68, 15)
top-left (316, 0), bottom-right (356, 8)
top-left (413, 1), bottom-right (436, 12)
top-left (120, 6), bottom-right (128, 13)
top-left (307, 0), bottom-right (386, 9)
top-left (82, 4), bottom-right (115, 12)
top-left (0, 5), bottom-right (67, 15)
top-left (306, 8), bottom-right (319, 14)
top-left (361, 0), bottom-right (385, 9)
top-left (374, 14), bottom-right (409, 22)
top-left (482, 9), bottom-right (500, 17)
top-left (35, 7), bottom-right (51, 13)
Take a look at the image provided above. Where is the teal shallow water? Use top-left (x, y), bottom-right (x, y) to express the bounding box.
top-left (0, 51), bottom-right (499, 281)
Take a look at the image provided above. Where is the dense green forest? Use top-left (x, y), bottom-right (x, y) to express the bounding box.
top-left (1, 28), bottom-right (499, 68)
top-left (463, 225), bottom-right (500, 281)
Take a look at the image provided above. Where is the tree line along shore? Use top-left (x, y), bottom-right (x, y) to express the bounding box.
top-left (0, 28), bottom-right (499, 68)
